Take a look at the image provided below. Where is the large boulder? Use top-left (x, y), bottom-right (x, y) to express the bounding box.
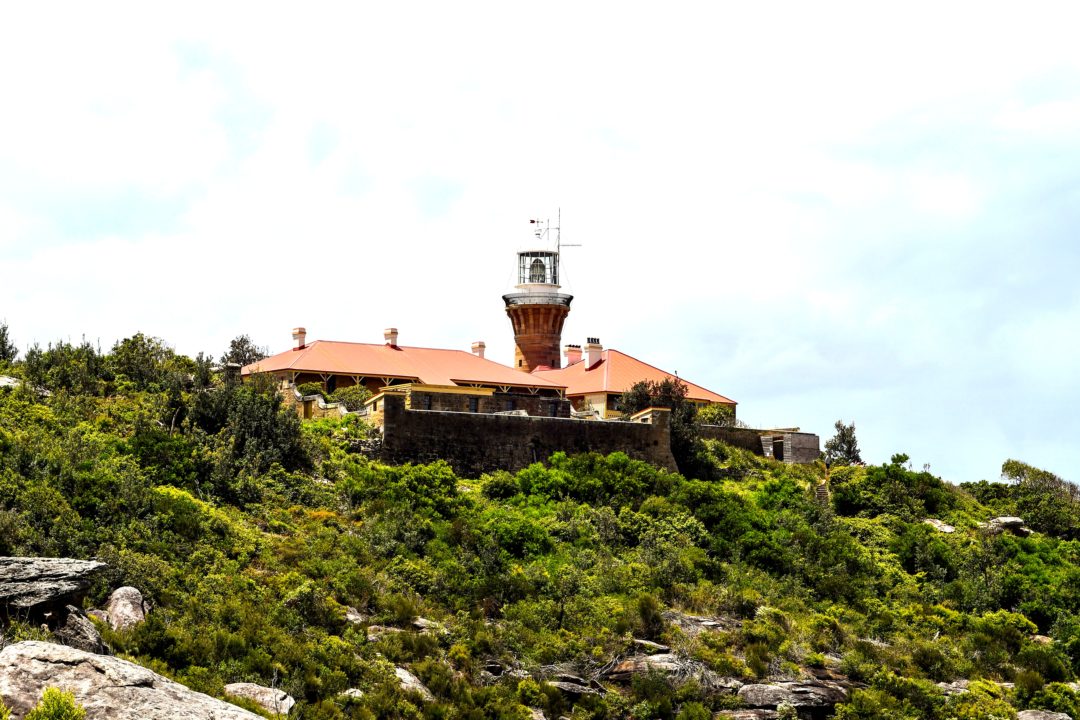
top-left (738, 680), bottom-right (848, 708)
top-left (0, 557), bottom-right (106, 611)
top-left (603, 654), bottom-right (741, 693)
top-left (104, 586), bottom-right (148, 631)
top-left (983, 517), bottom-right (1032, 536)
top-left (53, 606), bottom-right (109, 655)
top-left (0, 641), bottom-right (263, 719)
top-left (395, 667), bottom-right (434, 701)
top-left (1017, 712), bottom-right (1073, 720)
top-left (224, 682), bottom-right (295, 716)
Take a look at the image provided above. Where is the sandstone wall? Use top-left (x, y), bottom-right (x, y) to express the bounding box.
top-left (379, 393), bottom-right (677, 477)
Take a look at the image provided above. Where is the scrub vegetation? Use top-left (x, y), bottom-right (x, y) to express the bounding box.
top-left (1, 327), bottom-right (1079, 719)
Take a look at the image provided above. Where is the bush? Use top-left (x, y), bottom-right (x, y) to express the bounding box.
top-left (329, 384), bottom-right (372, 411)
top-left (296, 382), bottom-right (325, 399)
top-left (24, 687), bottom-right (86, 720)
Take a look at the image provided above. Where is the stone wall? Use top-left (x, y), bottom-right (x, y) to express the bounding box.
top-left (406, 389), bottom-right (570, 418)
top-left (379, 393), bottom-right (677, 477)
top-left (700, 425), bottom-right (820, 465)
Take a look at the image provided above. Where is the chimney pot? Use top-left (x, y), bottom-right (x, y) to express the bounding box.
top-left (384, 328), bottom-right (399, 346)
top-left (564, 344), bottom-right (582, 365)
top-left (584, 338), bottom-right (602, 368)
top-left (292, 327), bottom-right (307, 350)
top-left (471, 341), bottom-right (486, 359)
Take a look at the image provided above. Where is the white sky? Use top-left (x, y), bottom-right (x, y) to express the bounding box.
top-left (2, 2), bottom-right (1079, 484)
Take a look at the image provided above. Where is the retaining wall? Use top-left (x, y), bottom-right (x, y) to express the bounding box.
top-left (379, 393), bottom-right (677, 477)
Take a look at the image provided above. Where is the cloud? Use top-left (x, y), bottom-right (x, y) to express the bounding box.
top-left (1, 2), bottom-right (1079, 483)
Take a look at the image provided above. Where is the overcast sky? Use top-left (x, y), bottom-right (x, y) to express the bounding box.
top-left (2, 3), bottom-right (1078, 484)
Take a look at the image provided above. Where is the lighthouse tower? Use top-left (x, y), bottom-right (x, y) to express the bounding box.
top-left (503, 222), bottom-right (574, 372)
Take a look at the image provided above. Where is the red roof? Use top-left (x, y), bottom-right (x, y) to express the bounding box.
top-left (532, 348), bottom-right (735, 405)
top-left (243, 340), bottom-right (565, 391)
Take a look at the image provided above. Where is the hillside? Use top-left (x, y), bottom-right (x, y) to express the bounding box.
top-left (1, 337), bottom-right (1079, 719)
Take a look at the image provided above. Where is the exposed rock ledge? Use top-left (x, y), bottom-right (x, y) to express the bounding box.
top-left (737, 680), bottom-right (849, 708)
top-left (0, 557), bottom-right (106, 610)
top-left (0, 641), bottom-right (263, 719)
top-left (224, 682), bottom-right (295, 716)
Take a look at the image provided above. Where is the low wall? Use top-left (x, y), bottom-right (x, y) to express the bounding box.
top-left (407, 388), bottom-right (570, 417)
top-left (700, 425), bottom-right (820, 465)
top-left (379, 393), bottom-right (677, 477)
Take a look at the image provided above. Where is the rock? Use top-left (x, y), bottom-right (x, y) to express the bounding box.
top-left (344, 606), bottom-right (366, 624)
top-left (340, 688), bottom-right (364, 699)
top-left (0, 640), bottom-right (263, 719)
top-left (1018, 712), bottom-right (1073, 720)
top-left (719, 712), bottom-right (779, 720)
top-left (366, 625), bottom-right (403, 641)
top-left (0, 557), bottom-right (107, 610)
top-left (412, 616), bottom-right (445, 633)
top-left (224, 682), bottom-right (296, 716)
top-left (662, 610), bottom-right (737, 636)
top-left (87, 609), bottom-right (109, 623)
top-left (546, 680), bottom-right (601, 696)
top-left (104, 586), bottom-right (148, 631)
top-left (1033, 635), bottom-right (1054, 645)
top-left (737, 680), bottom-right (848, 708)
top-left (53, 606), bottom-right (109, 654)
top-left (603, 653), bottom-right (740, 692)
top-left (395, 666), bottom-right (434, 701)
top-left (632, 638), bottom-right (670, 654)
top-left (528, 709), bottom-right (547, 720)
top-left (923, 518), bottom-right (955, 533)
top-left (983, 516), bottom-right (1032, 536)
top-left (935, 679), bottom-right (969, 696)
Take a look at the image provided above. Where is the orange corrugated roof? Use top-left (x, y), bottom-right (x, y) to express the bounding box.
top-left (242, 340), bottom-right (565, 390)
top-left (532, 348), bottom-right (735, 404)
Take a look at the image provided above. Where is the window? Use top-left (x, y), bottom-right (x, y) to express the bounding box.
top-left (468, 396), bottom-right (479, 413)
top-left (529, 258), bottom-right (547, 283)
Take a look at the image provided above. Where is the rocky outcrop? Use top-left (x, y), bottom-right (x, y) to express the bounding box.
top-left (737, 680), bottom-right (848, 708)
top-left (0, 557), bottom-right (106, 610)
top-left (224, 682), bottom-right (296, 716)
top-left (719, 712), bottom-right (778, 720)
top-left (0, 641), bottom-right (263, 719)
top-left (53, 605), bottom-right (108, 654)
top-left (632, 638), bottom-right (669, 654)
top-left (982, 516), bottom-right (1032, 536)
top-left (1017, 711), bottom-right (1073, 720)
top-left (395, 666), bottom-right (434, 701)
top-left (923, 518), bottom-right (955, 533)
top-left (662, 610), bottom-right (738, 636)
top-left (104, 586), bottom-right (148, 631)
top-left (603, 653), bottom-right (740, 693)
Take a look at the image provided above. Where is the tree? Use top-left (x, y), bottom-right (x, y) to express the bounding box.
top-left (619, 377), bottom-right (703, 476)
top-left (0, 321), bottom-right (16, 363)
top-left (824, 420), bottom-right (862, 466)
top-left (221, 334), bottom-right (268, 368)
top-left (23, 339), bottom-right (111, 395)
top-left (1002, 458), bottom-right (1080, 539)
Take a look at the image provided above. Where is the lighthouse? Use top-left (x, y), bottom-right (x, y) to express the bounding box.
top-left (503, 220), bottom-right (574, 372)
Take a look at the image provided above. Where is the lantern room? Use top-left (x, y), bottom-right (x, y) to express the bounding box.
top-left (516, 250), bottom-right (560, 289)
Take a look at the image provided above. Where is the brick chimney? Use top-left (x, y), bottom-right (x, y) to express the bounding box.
top-left (564, 344), bottom-right (582, 366)
top-left (384, 328), bottom-right (399, 347)
top-left (471, 341), bottom-right (486, 359)
top-left (292, 327), bottom-right (307, 350)
top-left (584, 337), bottom-right (602, 368)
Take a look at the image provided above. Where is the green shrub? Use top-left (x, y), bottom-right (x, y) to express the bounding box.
top-left (24, 688), bottom-right (86, 720)
top-left (296, 381), bottom-right (325, 398)
top-left (329, 384), bottom-right (371, 411)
